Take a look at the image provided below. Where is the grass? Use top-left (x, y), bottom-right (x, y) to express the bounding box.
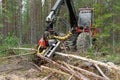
top-left (79, 46), bottom-right (120, 66)
top-left (100, 54), bottom-right (120, 64)
top-left (0, 43), bottom-right (120, 66)
top-left (0, 44), bottom-right (36, 57)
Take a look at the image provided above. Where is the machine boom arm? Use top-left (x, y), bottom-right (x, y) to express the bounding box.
top-left (46, 0), bottom-right (77, 29)
top-left (46, 0), bottom-right (64, 22)
top-left (65, 0), bottom-right (77, 28)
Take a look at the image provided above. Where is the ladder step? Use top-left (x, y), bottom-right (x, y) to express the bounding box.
top-left (44, 41), bottom-right (61, 58)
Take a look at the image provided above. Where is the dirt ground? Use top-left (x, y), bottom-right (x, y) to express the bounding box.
top-left (0, 54), bottom-right (69, 80)
top-left (0, 69), bottom-right (42, 80)
top-left (0, 62), bottom-right (69, 80)
top-left (0, 54), bottom-right (120, 80)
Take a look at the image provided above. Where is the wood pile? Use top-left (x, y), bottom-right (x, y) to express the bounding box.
top-left (36, 52), bottom-right (120, 80)
top-left (0, 48), bottom-right (120, 80)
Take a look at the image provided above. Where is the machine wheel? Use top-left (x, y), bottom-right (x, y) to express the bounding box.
top-left (76, 32), bottom-right (91, 52)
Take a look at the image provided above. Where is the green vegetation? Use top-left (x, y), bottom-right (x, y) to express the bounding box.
top-left (0, 34), bottom-right (18, 57)
top-left (0, 0), bottom-right (120, 64)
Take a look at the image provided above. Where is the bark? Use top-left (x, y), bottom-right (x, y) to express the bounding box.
top-left (35, 0), bottom-right (42, 41)
top-left (11, 0), bottom-right (17, 35)
top-left (30, 0), bottom-right (37, 44)
top-left (2, 0), bottom-right (7, 37)
top-left (17, 0), bottom-right (22, 45)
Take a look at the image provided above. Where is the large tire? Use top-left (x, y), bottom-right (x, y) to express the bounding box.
top-left (76, 32), bottom-right (91, 52)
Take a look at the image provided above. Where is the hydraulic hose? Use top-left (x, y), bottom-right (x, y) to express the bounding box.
top-left (49, 31), bottom-right (72, 41)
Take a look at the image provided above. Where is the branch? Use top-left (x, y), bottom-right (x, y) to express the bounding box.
top-left (0, 52), bottom-right (35, 60)
top-left (30, 62), bottom-right (42, 71)
top-left (41, 66), bottom-right (70, 76)
top-left (37, 54), bottom-right (89, 80)
top-left (94, 64), bottom-right (110, 80)
top-left (61, 61), bottom-right (89, 80)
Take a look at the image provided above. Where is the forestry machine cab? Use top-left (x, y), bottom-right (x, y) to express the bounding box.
top-left (37, 0), bottom-right (97, 58)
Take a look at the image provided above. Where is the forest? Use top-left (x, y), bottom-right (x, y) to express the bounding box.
top-left (0, 0), bottom-right (120, 80)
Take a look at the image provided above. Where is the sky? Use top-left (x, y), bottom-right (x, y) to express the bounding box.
top-left (42, 0), bottom-right (45, 7)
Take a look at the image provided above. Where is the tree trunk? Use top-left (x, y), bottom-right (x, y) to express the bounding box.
top-left (17, 0), bottom-right (22, 45)
top-left (2, 0), bottom-right (7, 37)
top-left (35, 0), bottom-right (42, 42)
top-left (30, 0), bottom-right (37, 44)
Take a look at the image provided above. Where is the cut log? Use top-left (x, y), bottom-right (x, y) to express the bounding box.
top-left (55, 52), bottom-right (120, 72)
top-left (10, 48), bottom-right (37, 51)
top-left (94, 64), bottom-right (110, 80)
top-left (41, 66), bottom-right (70, 76)
top-left (60, 60), bottom-right (89, 80)
top-left (58, 61), bottom-right (106, 80)
top-left (0, 52), bottom-right (35, 60)
top-left (37, 54), bottom-right (89, 80)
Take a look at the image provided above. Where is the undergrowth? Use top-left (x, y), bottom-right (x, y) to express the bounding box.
top-left (0, 34), bottom-right (120, 65)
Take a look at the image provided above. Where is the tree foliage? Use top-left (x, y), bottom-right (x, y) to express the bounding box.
top-left (0, 0), bottom-right (120, 53)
